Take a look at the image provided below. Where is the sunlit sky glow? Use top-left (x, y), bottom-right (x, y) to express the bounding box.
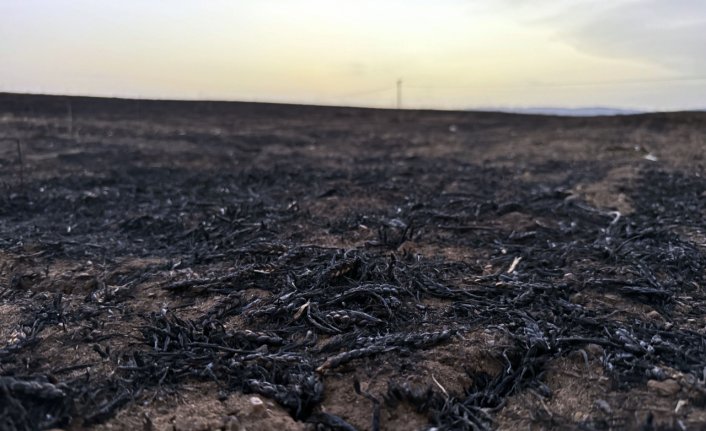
top-left (1, 0), bottom-right (705, 110)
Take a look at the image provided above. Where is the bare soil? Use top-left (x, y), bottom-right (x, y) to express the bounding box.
top-left (1, 93), bottom-right (706, 430)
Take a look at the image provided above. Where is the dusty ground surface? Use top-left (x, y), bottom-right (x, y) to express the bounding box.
top-left (1, 93), bottom-right (706, 430)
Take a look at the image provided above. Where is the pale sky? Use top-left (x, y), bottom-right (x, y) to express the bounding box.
top-left (1, 0), bottom-right (705, 110)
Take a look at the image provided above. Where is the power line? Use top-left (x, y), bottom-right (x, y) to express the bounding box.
top-left (336, 86), bottom-right (395, 98)
top-left (328, 75), bottom-right (706, 109)
top-left (334, 75), bottom-right (706, 101)
top-left (406, 76), bottom-right (706, 90)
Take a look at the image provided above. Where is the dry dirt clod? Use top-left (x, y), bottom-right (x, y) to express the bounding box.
top-left (250, 396), bottom-right (266, 414)
top-left (646, 310), bottom-right (663, 320)
top-left (647, 379), bottom-right (681, 397)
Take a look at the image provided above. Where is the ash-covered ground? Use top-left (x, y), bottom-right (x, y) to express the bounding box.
top-left (1, 93), bottom-right (706, 430)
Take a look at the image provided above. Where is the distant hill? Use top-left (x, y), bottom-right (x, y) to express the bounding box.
top-left (481, 107), bottom-right (644, 117)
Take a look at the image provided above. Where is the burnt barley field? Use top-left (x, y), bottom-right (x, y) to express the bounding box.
top-left (1, 93), bottom-right (706, 430)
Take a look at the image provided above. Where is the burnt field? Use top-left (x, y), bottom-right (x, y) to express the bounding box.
top-left (1, 93), bottom-right (706, 430)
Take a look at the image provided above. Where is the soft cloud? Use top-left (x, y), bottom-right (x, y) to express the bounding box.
top-left (539, 0), bottom-right (706, 74)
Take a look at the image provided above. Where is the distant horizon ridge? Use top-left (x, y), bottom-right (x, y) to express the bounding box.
top-left (479, 106), bottom-right (646, 116)
top-left (1, 91), bottom-right (705, 116)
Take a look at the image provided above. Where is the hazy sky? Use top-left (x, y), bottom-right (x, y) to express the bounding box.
top-left (1, 0), bottom-right (705, 110)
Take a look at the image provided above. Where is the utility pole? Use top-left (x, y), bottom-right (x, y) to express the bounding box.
top-left (396, 79), bottom-right (402, 109)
